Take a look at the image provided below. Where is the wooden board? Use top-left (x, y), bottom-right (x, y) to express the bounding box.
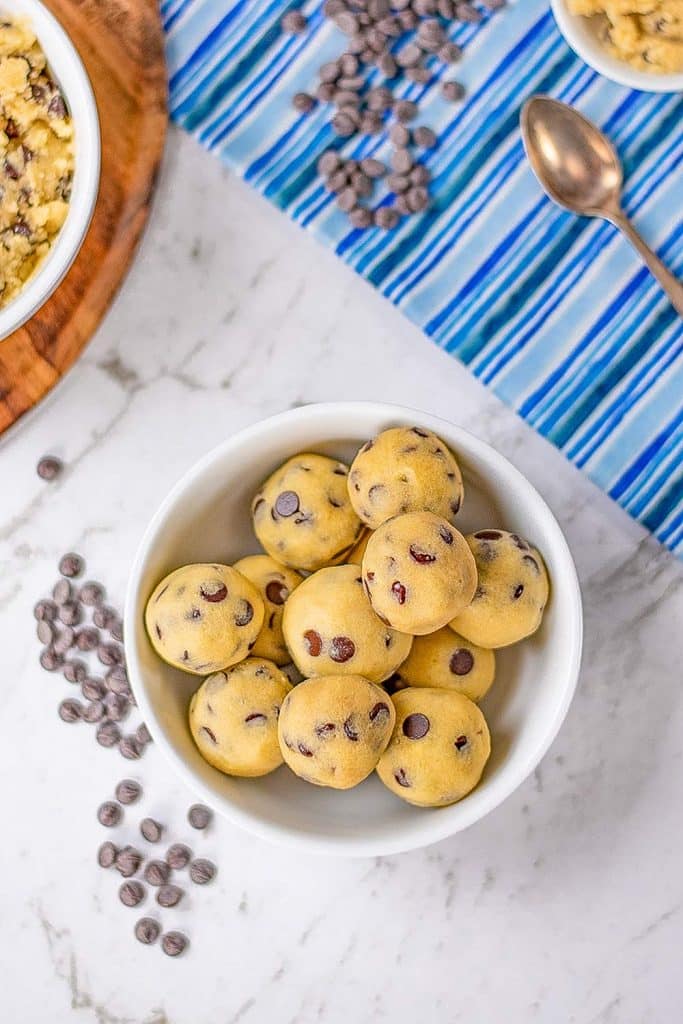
top-left (0, 0), bottom-right (167, 435)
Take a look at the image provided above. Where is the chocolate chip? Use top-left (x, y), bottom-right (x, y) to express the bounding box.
top-left (391, 581), bottom-right (407, 604)
top-left (64, 659), bottom-right (87, 684)
top-left (513, 584), bottom-right (525, 600)
top-left (388, 173), bottom-right (409, 193)
top-left (369, 701), bottom-right (390, 722)
top-left (105, 665), bottom-right (129, 694)
top-left (75, 626), bottom-right (99, 651)
top-left (135, 918), bottom-right (160, 945)
top-left (77, 671), bottom-right (99, 696)
top-left (411, 164), bottom-right (431, 186)
top-left (36, 455), bottom-right (62, 480)
top-left (59, 553), bottom-right (84, 578)
top-left (315, 722), bottom-right (336, 738)
top-left (293, 91), bottom-right (316, 113)
top-left (116, 779), bottom-right (142, 804)
top-left (200, 725), bottom-right (217, 744)
top-left (281, 10), bottom-right (307, 33)
top-left (139, 817), bottom-right (162, 844)
top-left (407, 185), bottom-right (429, 212)
top-left (104, 692), bottom-right (129, 722)
top-left (119, 881), bottom-right (145, 908)
top-left (161, 931), bottom-right (188, 957)
top-left (265, 579), bottom-right (288, 605)
top-left (37, 619), bottom-right (54, 645)
top-left (475, 530), bottom-right (502, 541)
top-left (157, 883), bottom-right (184, 908)
top-left (360, 158), bottom-right (386, 178)
top-left (188, 804), bottom-right (212, 830)
top-left (523, 555), bottom-right (540, 574)
top-left (115, 846), bottom-right (142, 877)
top-left (329, 635), bottom-right (356, 663)
top-left (144, 859), bottom-right (170, 886)
top-left (403, 712), bottom-right (430, 739)
top-left (407, 66), bottom-right (431, 83)
top-left (200, 581), bottom-right (228, 603)
top-left (83, 700), bottom-right (105, 723)
top-left (235, 600), bottom-right (254, 626)
top-left (48, 94), bottom-right (67, 117)
top-left (98, 801), bottom-right (122, 827)
top-left (79, 581), bottom-right (105, 606)
top-left (377, 52), bottom-right (397, 77)
top-left (392, 148), bottom-right (413, 174)
top-left (374, 207), bottom-right (400, 229)
top-left (409, 544), bottom-right (436, 564)
top-left (53, 627), bottom-right (75, 656)
top-left (58, 601), bottom-right (81, 626)
top-left (58, 698), bottom-right (82, 723)
top-left (394, 767), bottom-right (411, 788)
top-left (439, 41), bottom-right (462, 63)
top-left (337, 187), bottom-right (357, 213)
top-left (450, 649), bottom-right (474, 675)
top-left (349, 206), bottom-right (373, 229)
top-left (451, 496), bottom-right (462, 516)
top-left (456, 1), bottom-right (483, 21)
top-left (166, 843), bottom-right (192, 870)
top-left (96, 721), bottom-right (121, 748)
top-left (318, 150), bottom-right (341, 176)
top-left (34, 599), bottom-right (57, 622)
top-left (441, 80), bottom-right (466, 102)
top-left (275, 490), bottom-right (300, 518)
top-left (135, 722), bottom-right (152, 746)
top-left (454, 734), bottom-right (468, 750)
top-left (120, 735), bottom-right (142, 760)
top-left (332, 111), bottom-right (356, 137)
top-left (303, 629), bottom-right (323, 657)
top-left (53, 579), bottom-right (72, 605)
top-left (413, 125), bottom-right (437, 149)
top-left (395, 100), bottom-right (418, 123)
top-left (190, 858), bottom-right (216, 885)
top-left (343, 716), bottom-right (360, 741)
top-left (97, 841), bottom-right (118, 868)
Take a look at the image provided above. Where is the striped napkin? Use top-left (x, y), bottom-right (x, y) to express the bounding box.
top-left (163, 0), bottom-right (683, 558)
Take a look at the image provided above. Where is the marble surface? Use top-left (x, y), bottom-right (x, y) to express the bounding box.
top-left (2, 128), bottom-right (682, 1023)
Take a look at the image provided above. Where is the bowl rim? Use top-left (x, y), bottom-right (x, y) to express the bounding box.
top-left (124, 401), bottom-right (584, 857)
top-left (551, 0), bottom-right (683, 93)
top-left (0, 0), bottom-right (101, 340)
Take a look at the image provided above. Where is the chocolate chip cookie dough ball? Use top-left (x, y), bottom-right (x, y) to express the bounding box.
top-left (278, 674), bottom-right (395, 789)
top-left (376, 688), bottom-right (491, 807)
top-left (252, 454), bottom-right (363, 573)
top-left (449, 531), bottom-right (549, 648)
top-left (348, 426), bottom-right (464, 529)
top-left (189, 658), bottom-right (292, 777)
top-left (145, 564), bottom-right (264, 674)
top-left (397, 627), bottom-right (495, 702)
top-left (233, 555), bottom-right (302, 666)
top-left (282, 565), bottom-right (412, 683)
top-left (362, 512), bottom-right (477, 635)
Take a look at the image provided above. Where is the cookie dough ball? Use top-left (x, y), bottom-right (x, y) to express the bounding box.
top-left (397, 627), bottom-right (495, 702)
top-left (233, 555), bottom-right (302, 665)
top-left (362, 513), bottom-right (477, 635)
top-left (189, 658), bottom-right (292, 777)
top-left (449, 531), bottom-right (549, 648)
top-left (145, 564), bottom-right (265, 674)
top-left (376, 688), bottom-right (491, 807)
top-left (348, 426), bottom-right (464, 529)
top-left (278, 674), bottom-right (395, 789)
top-left (345, 529), bottom-right (372, 565)
top-left (251, 454), bottom-right (363, 572)
top-left (282, 564), bottom-right (413, 683)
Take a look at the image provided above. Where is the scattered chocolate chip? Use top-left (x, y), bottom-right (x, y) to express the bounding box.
top-left (104, 692), bottom-right (129, 722)
top-left (97, 841), bottom-right (118, 868)
top-left (189, 858), bottom-right (216, 885)
top-left (394, 767), bottom-right (411, 788)
top-left (388, 172), bottom-right (409, 193)
top-left (161, 931), bottom-right (188, 957)
top-left (34, 599), bottom-right (57, 622)
top-left (392, 148), bottom-right (413, 174)
top-left (454, 734), bottom-right (468, 750)
top-left (200, 581), bottom-right (228, 603)
top-left (41, 648), bottom-right (63, 671)
top-left (58, 601), bottom-right (81, 626)
top-left (413, 125), bottom-right (437, 148)
top-left (59, 553), bottom-right (84, 578)
top-left (83, 700), bottom-right (106, 723)
top-left (157, 883), bottom-right (184, 908)
top-left (281, 10), bottom-right (307, 33)
top-left (391, 580), bottom-right (407, 604)
top-left (98, 801), bottom-right (122, 827)
top-left (439, 526), bottom-right (454, 544)
top-left (58, 698), bottom-right (82, 723)
top-left (116, 779), bottom-right (142, 805)
top-left (97, 642), bottom-right (123, 666)
top-left (374, 206), bottom-right (400, 229)
top-left (513, 584), bottom-right (524, 600)
top-left (450, 649), bottom-right (474, 675)
top-left (407, 185), bottom-right (429, 212)
top-left (275, 490), bottom-right (300, 518)
top-left (135, 917), bottom-right (160, 945)
top-left (329, 635), bottom-right (356, 663)
top-left (293, 91), bottom-right (316, 113)
top-left (369, 701), bottom-right (390, 722)
top-left (140, 818), bottom-right (163, 843)
top-left (144, 859), bottom-right (170, 886)
top-left (523, 555), bottom-right (540, 573)
top-left (403, 712), bottom-right (430, 739)
top-left (105, 665), bottom-right (129, 694)
top-left (409, 544), bottom-right (436, 564)
top-left (120, 735), bottom-right (142, 760)
top-left (166, 843), bottom-right (192, 870)
top-left (53, 579), bottom-right (72, 605)
top-left (360, 157), bottom-right (386, 178)
top-left (82, 677), bottom-right (106, 702)
top-left (235, 600), bottom-right (254, 626)
top-left (315, 722), bottom-right (336, 737)
top-left (135, 722), bottom-right (152, 746)
top-left (244, 712), bottom-right (268, 726)
top-left (303, 629), bottom-right (323, 657)
top-left (188, 804), bottom-right (212, 830)
top-left (410, 164), bottom-right (431, 186)
top-left (75, 626), bottom-right (99, 651)
top-left (441, 79), bottom-right (466, 102)
top-left (298, 742), bottom-right (314, 757)
top-left (265, 579), bottom-right (288, 605)
top-left (439, 40), bottom-right (462, 63)
top-left (37, 619), bottom-right (54, 645)
top-left (115, 846), bottom-right (142, 877)
top-left (200, 725), bottom-right (217, 744)
top-left (36, 455), bottom-right (62, 480)
top-left (64, 659), bottom-right (87, 684)
top-left (119, 881), bottom-right (145, 908)
top-left (349, 206), bottom-right (373, 229)
top-left (475, 530), bottom-right (502, 541)
top-left (344, 716), bottom-right (360, 741)
top-left (96, 720), bottom-right (121, 748)
top-left (79, 581), bottom-right (105, 606)
top-left (53, 627), bottom-right (75, 656)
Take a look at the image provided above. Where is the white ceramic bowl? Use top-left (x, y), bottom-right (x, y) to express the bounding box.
top-left (551, 0), bottom-right (683, 92)
top-left (125, 403), bottom-right (583, 857)
top-left (0, 0), bottom-right (100, 340)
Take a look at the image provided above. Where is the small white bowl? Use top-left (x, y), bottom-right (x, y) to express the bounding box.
top-left (0, 0), bottom-right (100, 340)
top-left (551, 0), bottom-right (683, 93)
top-left (125, 403), bottom-right (583, 857)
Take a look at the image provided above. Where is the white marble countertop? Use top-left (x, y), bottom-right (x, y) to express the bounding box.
top-left (2, 128), bottom-right (682, 1023)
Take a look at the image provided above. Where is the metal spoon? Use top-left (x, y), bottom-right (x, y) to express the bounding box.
top-left (521, 95), bottom-right (683, 316)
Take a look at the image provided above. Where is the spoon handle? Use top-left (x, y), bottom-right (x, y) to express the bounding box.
top-left (609, 211), bottom-right (683, 317)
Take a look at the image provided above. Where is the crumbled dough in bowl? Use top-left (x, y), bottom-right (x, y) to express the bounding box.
top-left (568, 0), bottom-right (683, 72)
top-left (0, 16), bottom-right (74, 307)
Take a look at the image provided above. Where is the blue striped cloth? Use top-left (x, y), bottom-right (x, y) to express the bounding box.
top-left (163, 0), bottom-right (683, 558)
